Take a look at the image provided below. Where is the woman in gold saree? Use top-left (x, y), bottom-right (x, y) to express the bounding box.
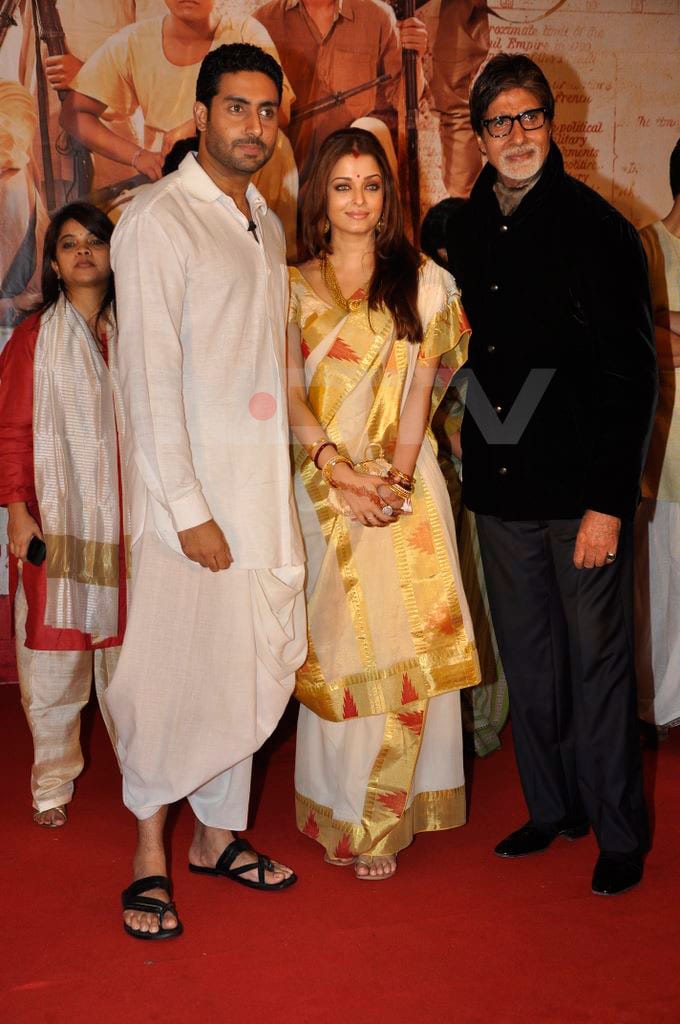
top-left (288, 128), bottom-right (480, 879)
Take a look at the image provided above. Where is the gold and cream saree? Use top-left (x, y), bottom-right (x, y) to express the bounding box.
top-left (289, 258), bottom-right (480, 860)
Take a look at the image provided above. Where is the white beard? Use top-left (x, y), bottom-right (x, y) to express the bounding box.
top-left (497, 144), bottom-right (544, 184)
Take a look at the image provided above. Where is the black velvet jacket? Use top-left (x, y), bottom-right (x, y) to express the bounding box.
top-left (446, 142), bottom-right (658, 522)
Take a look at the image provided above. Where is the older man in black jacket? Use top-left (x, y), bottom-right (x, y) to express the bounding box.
top-left (446, 54), bottom-right (658, 896)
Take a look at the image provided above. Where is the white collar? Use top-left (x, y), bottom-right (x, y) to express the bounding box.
top-left (177, 153), bottom-right (268, 216)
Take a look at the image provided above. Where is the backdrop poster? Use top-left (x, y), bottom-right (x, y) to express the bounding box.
top-left (0, 0), bottom-right (679, 618)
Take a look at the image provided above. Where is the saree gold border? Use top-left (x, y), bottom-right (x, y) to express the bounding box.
top-left (295, 638), bottom-right (478, 719)
top-left (392, 481), bottom-right (477, 664)
top-left (45, 533), bottom-right (122, 588)
top-left (296, 704), bottom-right (427, 857)
top-left (296, 784), bottom-right (467, 858)
top-left (308, 302), bottom-right (395, 433)
top-left (363, 702), bottom-right (427, 857)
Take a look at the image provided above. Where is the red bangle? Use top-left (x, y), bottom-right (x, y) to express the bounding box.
top-left (311, 442), bottom-right (335, 468)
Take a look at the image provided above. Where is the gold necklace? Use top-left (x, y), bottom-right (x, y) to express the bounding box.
top-left (319, 253), bottom-right (367, 313)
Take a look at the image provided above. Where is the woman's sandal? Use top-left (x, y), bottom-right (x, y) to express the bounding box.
top-left (33, 805), bottom-right (67, 828)
top-left (189, 835), bottom-right (297, 891)
top-left (121, 875), bottom-right (184, 940)
top-left (354, 854), bottom-right (398, 881)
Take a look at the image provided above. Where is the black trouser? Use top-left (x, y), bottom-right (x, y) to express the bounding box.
top-left (475, 515), bottom-right (649, 863)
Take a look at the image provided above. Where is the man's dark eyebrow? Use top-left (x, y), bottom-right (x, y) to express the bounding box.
top-left (222, 94), bottom-right (280, 108)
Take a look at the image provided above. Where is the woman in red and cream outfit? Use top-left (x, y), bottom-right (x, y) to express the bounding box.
top-left (0, 202), bottom-right (128, 827)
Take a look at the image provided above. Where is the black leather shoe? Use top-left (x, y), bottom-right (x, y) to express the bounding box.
top-left (591, 855), bottom-right (643, 896)
top-left (559, 821), bottom-right (590, 841)
top-left (494, 820), bottom-right (590, 858)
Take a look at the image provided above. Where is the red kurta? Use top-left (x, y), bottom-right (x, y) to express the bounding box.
top-left (0, 311), bottom-right (126, 651)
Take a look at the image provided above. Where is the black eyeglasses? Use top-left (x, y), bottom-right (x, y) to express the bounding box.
top-left (482, 107), bottom-right (548, 139)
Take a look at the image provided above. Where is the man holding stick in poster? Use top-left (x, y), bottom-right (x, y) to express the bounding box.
top-left (254, 0), bottom-right (427, 190)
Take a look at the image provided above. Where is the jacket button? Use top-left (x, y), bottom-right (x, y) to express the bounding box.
top-left (490, 283), bottom-right (499, 292)
top-left (500, 224), bottom-right (508, 233)
top-left (487, 344), bottom-right (496, 353)
top-left (498, 466), bottom-right (508, 476)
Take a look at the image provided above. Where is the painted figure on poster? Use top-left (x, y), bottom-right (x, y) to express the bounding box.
top-left (108, 44), bottom-right (306, 939)
top-left (0, 79), bottom-right (48, 328)
top-left (15, 0), bottom-right (148, 197)
top-left (427, 0), bottom-right (489, 197)
top-left (254, 0), bottom-right (428, 188)
top-left (446, 54), bottom-right (657, 897)
top-left (60, 0), bottom-right (298, 249)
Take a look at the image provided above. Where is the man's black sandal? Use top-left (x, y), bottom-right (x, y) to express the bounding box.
top-left (189, 836), bottom-right (297, 891)
top-left (121, 874), bottom-right (184, 940)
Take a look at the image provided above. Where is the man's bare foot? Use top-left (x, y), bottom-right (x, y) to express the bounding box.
top-left (189, 823), bottom-right (295, 887)
top-left (355, 854), bottom-right (398, 880)
top-left (33, 805), bottom-right (67, 828)
top-left (123, 807), bottom-right (179, 936)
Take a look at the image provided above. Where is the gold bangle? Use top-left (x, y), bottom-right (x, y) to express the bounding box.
top-left (388, 466), bottom-right (414, 490)
top-left (306, 437), bottom-right (328, 460)
top-left (322, 453), bottom-right (354, 487)
top-left (386, 481), bottom-right (412, 501)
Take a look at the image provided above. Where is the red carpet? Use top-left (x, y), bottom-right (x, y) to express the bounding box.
top-left (1, 684), bottom-right (679, 1024)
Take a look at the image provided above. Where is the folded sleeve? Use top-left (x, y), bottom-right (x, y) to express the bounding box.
top-left (418, 258), bottom-right (471, 370)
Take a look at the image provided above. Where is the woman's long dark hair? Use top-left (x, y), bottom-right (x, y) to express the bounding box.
top-left (300, 128), bottom-right (422, 343)
top-left (37, 201), bottom-right (115, 337)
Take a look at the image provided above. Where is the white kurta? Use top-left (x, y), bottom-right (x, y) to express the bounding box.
top-left (107, 154), bottom-right (306, 819)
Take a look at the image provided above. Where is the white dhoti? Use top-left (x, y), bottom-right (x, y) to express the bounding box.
top-left (635, 498), bottom-right (680, 728)
top-left (106, 527), bottom-right (306, 822)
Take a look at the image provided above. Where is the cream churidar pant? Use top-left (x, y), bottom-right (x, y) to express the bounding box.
top-left (15, 580), bottom-right (119, 812)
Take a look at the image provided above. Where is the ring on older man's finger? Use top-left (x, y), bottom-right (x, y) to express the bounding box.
top-left (381, 505), bottom-right (394, 517)
top-left (605, 551), bottom-right (616, 562)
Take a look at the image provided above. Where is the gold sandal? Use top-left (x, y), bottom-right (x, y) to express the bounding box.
top-left (354, 854), bottom-right (397, 881)
top-left (33, 805), bottom-right (68, 828)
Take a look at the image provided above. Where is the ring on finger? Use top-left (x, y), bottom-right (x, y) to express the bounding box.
top-left (605, 551), bottom-right (616, 563)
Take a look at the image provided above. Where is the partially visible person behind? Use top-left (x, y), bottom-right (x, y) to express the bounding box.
top-left (422, 195), bottom-right (510, 757)
top-left (420, 196), bottom-right (465, 269)
top-left (288, 127), bottom-right (480, 881)
top-left (635, 137), bottom-right (680, 735)
top-left (0, 202), bottom-right (127, 828)
top-left (446, 54), bottom-right (657, 896)
top-left (162, 134), bottom-right (200, 175)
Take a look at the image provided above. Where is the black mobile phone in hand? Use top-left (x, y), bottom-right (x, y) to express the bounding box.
top-left (26, 537), bottom-right (47, 566)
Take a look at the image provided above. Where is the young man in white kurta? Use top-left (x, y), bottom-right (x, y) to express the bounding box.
top-left (108, 44), bottom-right (306, 937)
